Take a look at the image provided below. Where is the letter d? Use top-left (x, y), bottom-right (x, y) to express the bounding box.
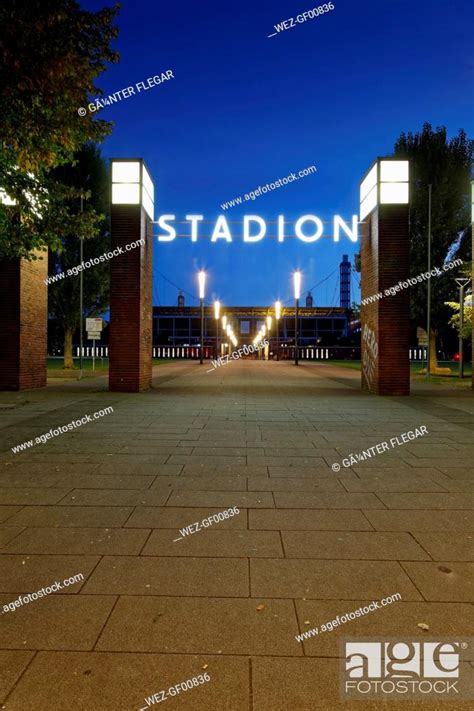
top-left (243, 216), bottom-right (266, 242)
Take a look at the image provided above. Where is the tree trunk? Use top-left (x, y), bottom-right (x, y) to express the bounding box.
top-left (429, 328), bottom-right (438, 372)
top-left (63, 328), bottom-right (74, 369)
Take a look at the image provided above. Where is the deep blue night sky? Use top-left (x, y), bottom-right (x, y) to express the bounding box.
top-left (83, 0), bottom-right (472, 307)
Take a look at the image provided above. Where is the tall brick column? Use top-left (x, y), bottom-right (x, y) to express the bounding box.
top-left (360, 159), bottom-right (410, 396)
top-left (109, 160), bottom-right (154, 392)
top-left (0, 252), bottom-right (48, 390)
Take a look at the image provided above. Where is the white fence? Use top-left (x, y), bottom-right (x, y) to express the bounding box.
top-left (70, 346), bottom-right (427, 360)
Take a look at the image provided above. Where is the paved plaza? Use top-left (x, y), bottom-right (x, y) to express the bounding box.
top-left (0, 361), bottom-right (472, 710)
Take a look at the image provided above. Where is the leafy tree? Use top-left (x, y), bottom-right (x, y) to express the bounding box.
top-left (48, 144), bottom-right (110, 368)
top-left (0, 0), bottom-right (119, 258)
top-left (445, 297), bottom-right (472, 340)
top-left (393, 124), bottom-right (473, 369)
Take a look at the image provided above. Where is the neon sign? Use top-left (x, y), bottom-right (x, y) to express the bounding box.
top-left (156, 215), bottom-right (359, 243)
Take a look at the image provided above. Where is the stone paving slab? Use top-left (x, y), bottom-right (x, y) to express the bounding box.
top-left (166, 491), bottom-right (273, 508)
top-left (251, 657), bottom-right (474, 710)
top-left (247, 476), bottom-right (345, 491)
top-left (400, 562), bottom-right (474, 601)
top-left (0, 595), bottom-right (115, 650)
top-left (60, 488), bottom-right (171, 506)
top-left (272, 492), bottom-right (384, 509)
top-left (249, 509), bottom-right (374, 530)
top-left (0, 528), bottom-right (24, 546)
top-left (411, 532), bottom-right (474, 561)
top-left (142, 529), bottom-right (283, 557)
top-left (5, 506), bottom-right (134, 528)
top-left (293, 600), bottom-right (474, 658)
top-left (55, 473), bottom-right (156, 489)
top-left (82, 556), bottom-right (249, 596)
top-left (250, 560), bottom-right (422, 599)
top-left (1, 652), bottom-right (250, 711)
top-left (0, 650), bottom-right (34, 703)
top-left (364, 510), bottom-right (474, 532)
top-left (0, 488), bottom-right (71, 505)
top-left (2, 527), bottom-right (150, 555)
top-left (281, 531), bottom-right (429, 560)
top-left (96, 596), bottom-right (300, 655)
top-left (125, 506), bottom-right (248, 529)
top-left (0, 554), bottom-right (99, 593)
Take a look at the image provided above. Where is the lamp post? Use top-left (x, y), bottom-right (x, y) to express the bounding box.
top-left (198, 270), bottom-right (206, 364)
top-left (214, 301), bottom-right (220, 359)
top-left (79, 194), bottom-right (84, 379)
top-left (275, 301), bottom-right (281, 361)
top-left (455, 277), bottom-right (470, 379)
top-left (266, 315), bottom-right (272, 361)
top-left (222, 315), bottom-right (227, 357)
top-left (293, 271), bottom-right (301, 365)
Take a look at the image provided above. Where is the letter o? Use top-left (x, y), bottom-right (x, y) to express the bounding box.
top-left (295, 215), bottom-right (323, 242)
top-left (363, 606), bottom-right (370, 614)
top-left (348, 612), bottom-right (356, 619)
top-left (357, 681), bottom-right (371, 694)
top-left (261, 186), bottom-right (268, 193)
top-left (45, 586), bottom-right (53, 594)
top-left (31, 592), bottom-right (39, 600)
top-left (340, 615), bottom-right (348, 623)
top-left (53, 429), bottom-right (60, 436)
top-left (381, 681), bottom-right (395, 693)
top-left (418, 681), bottom-right (432, 694)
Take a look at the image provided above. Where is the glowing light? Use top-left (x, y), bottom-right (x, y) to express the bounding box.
top-left (266, 315), bottom-right (272, 331)
top-left (222, 315), bottom-right (227, 329)
top-left (111, 160), bottom-right (154, 220)
top-left (360, 159), bottom-right (409, 220)
top-left (214, 300), bottom-right (220, 319)
top-left (293, 271), bottom-right (302, 300)
top-left (275, 301), bottom-right (281, 320)
top-left (198, 270), bottom-right (206, 299)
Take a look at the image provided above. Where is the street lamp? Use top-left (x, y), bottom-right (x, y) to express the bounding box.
top-left (198, 270), bottom-right (206, 364)
top-left (455, 277), bottom-right (470, 379)
top-left (275, 301), bottom-right (281, 361)
top-left (214, 300), bottom-right (220, 359)
top-left (293, 271), bottom-right (301, 365)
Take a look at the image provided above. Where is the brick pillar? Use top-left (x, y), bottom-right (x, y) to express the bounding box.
top-left (360, 204), bottom-right (410, 396)
top-left (109, 206), bottom-right (153, 392)
top-left (0, 252), bottom-right (48, 390)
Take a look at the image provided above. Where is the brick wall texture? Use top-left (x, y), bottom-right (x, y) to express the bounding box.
top-left (0, 251), bottom-right (48, 391)
top-left (361, 204), bottom-right (410, 396)
top-left (109, 205), bottom-right (153, 392)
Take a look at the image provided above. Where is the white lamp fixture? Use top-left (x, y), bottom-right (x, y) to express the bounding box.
top-left (293, 271), bottom-right (302, 300)
top-left (198, 270), bottom-right (206, 299)
top-left (111, 159), bottom-right (154, 220)
top-left (266, 315), bottom-right (272, 331)
top-left (275, 301), bottom-right (281, 320)
top-left (360, 159), bottom-right (409, 221)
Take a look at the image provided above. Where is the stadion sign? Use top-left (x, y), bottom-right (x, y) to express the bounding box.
top-left (156, 214), bottom-right (359, 243)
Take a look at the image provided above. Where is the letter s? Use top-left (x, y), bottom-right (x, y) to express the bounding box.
top-left (157, 215), bottom-right (177, 242)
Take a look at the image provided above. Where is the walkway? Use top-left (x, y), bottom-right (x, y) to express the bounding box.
top-left (0, 361), bottom-right (472, 709)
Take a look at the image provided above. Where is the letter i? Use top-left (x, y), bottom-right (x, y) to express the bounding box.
top-left (278, 215), bottom-right (285, 242)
